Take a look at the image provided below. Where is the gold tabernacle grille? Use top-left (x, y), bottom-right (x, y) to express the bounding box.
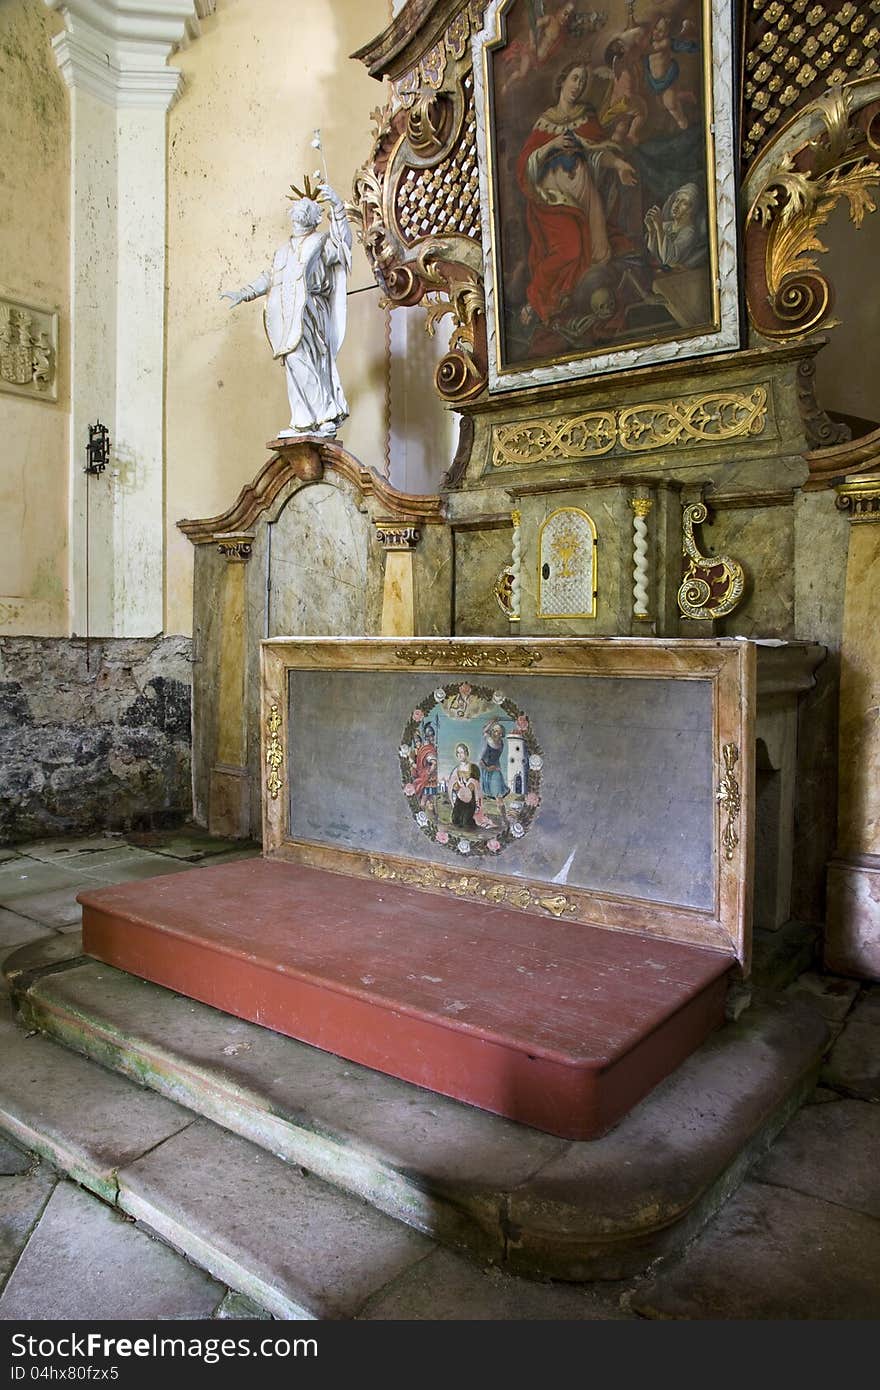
top-left (742, 0), bottom-right (879, 164)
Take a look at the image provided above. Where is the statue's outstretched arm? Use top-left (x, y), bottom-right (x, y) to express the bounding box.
top-left (320, 183), bottom-right (353, 258)
top-left (220, 269), bottom-right (272, 307)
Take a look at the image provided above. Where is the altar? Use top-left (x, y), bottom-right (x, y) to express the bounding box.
top-left (77, 634), bottom-right (800, 1141)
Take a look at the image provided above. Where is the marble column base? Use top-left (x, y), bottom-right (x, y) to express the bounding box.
top-left (825, 854), bottom-right (880, 981)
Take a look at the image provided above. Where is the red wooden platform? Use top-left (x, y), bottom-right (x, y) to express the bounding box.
top-left (78, 858), bottom-right (732, 1140)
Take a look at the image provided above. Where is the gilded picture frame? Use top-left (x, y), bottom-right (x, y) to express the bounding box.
top-left (472, 0), bottom-right (741, 391)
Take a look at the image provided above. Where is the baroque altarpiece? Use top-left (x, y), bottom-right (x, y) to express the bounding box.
top-left (181, 0), bottom-right (880, 981)
top-left (55, 0), bottom-right (880, 1276)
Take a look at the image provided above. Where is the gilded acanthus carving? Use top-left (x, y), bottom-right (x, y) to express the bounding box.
top-left (349, 7), bottom-right (488, 404)
top-left (746, 82), bottom-right (880, 339)
top-left (716, 744), bottom-right (742, 863)
top-left (394, 645), bottom-right (543, 668)
top-left (266, 704), bottom-right (283, 800)
top-left (742, 1), bottom-right (879, 167)
top-left (0, 298), bottom-right (57, 402)
top-left (405, 92), bottom-right (455, 157)
top-left (491, 388), bottom-right (769, 468)
top-left (677, 502), bottom-right (747, 622)
top-left (369, 857), bottom-right (579, 920)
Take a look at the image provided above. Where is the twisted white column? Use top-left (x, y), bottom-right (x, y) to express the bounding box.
top-left (510, 509), bottom-right (522, 622)
top-left (631, 497), bottom-right (652, 620)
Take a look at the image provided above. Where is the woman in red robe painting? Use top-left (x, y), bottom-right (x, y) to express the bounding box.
top-left (516, 60), bottom-right (638, 327)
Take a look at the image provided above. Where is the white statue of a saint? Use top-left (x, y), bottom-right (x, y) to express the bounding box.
top-left (221, 181), bottom-right (352, 439)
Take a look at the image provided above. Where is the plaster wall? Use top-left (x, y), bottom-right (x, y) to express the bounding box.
top-left (164, 0), bottom-right (391, 635)
top-left (0, 0), bottom-right (70, 637)
top-left (388, 305), bottom-right (457, 495)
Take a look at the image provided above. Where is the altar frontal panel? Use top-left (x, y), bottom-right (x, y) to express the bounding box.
top-left (261, 639), bottom-right (754, 966)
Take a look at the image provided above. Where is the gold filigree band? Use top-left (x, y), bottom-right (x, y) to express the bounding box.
top-left (491, 388), bottom-right (769, 468)
top-left (394, 645), bottom-right (543, 669)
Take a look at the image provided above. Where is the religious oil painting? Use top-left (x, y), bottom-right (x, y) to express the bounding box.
top-left (399, 683), bottom-right (543, 859)
top-left (472, 0), bottom-right (741, 389)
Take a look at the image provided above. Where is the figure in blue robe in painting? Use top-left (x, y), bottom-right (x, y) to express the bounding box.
top-left (479, 720), bottom-right (510, 800)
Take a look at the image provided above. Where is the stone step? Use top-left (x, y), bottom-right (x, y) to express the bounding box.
top-left (4, 935), bottom-right (831, 1281)
top-left (0, 987), bottom-right (433, 1318)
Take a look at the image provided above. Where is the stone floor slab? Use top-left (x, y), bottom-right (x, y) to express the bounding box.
top-left (0, 1136), bottom-right (33, 1176)
top-left (785, 971), bottom-right (860, 1027)
top-left (631, 1180), bottom-right (880, 1320)
top-left (0, 850), bottom-right (21, 865)
top-left (753, 1097), bottom-right (880, 1219)
top-left (0, 859), bottom-right (88, 910)
top-left (0, 1180), bottom-right (224, 1320)
top-left (0, 1166), bottom-right (56, 1291)
top-left (822, 987), bottom-right (880, 1101)
top-left (118, 1119), bottom-right (433, 1320)
top-left (124, 829), bottom-right (253, 861)
top-left (0, 1004), bottom-right (193, 1201)
top-left (195, 849), bottom-right (262, 867)
top-left (359, 1247), bottom-right (632, 1321)
top-left (21, 836), bottom-right (127, 865)
top-left (6, 883), bottom-right (95, 929)
top-left (76, 857), bottom-right (195, 886)
top-left (0, 908), bottom-right (56, 953)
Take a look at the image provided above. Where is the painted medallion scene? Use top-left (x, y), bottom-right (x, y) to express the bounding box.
top-left (285, 668), bottom-right (716, 910)
top-left (483, 0), bottom-right (720, 375)
top-left (399, 683), bottom-right (543, 858)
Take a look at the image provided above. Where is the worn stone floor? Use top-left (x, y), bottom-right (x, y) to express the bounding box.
top-left (0, 828), bottom-right (878, 1321)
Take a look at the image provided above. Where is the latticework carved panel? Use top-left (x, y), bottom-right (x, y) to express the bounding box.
top-left (394, 73), bottom-right (481, 245)
top-left (742, 0), bottom-right (879, 164)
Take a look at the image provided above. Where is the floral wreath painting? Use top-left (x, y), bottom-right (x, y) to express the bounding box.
top-left (399, 683), bottom-right (544, 858)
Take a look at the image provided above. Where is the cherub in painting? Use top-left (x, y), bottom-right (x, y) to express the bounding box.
top-left (498, 2), bottom-right (605, 97)
top-left (598, 27), bottom-right (648, 145)
top-left (644, 13), bottom-right (699, 130)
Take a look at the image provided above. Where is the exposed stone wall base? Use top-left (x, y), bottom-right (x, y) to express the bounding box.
top-left (0, 636), bottom-right (192, 844)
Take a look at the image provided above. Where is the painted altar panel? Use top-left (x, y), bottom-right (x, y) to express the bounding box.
top-left (286, 668), bottom-right (714, 911)
top-left (472, 0), bottom-right (741, 389)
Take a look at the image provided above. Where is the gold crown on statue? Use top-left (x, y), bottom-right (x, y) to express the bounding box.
top-left (287, 171), bottom-right (325, 201)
